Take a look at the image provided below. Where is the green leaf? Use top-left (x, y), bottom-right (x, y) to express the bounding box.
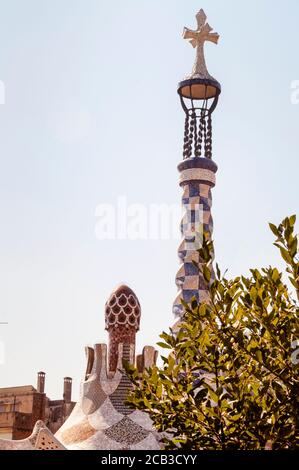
top-left (144, 397), bottom-right (151, 408)
top-left (271, 268), bottom-right (280, 282)
top-left (156, 384), bottom-right (163, 398)
top-left (279, 247), bottom-right (292, 264)
top-left (157, 342), bottom-right (172, 349)
top-left (289, 214), bottom-right (296, 227)
top-left (250, 286), bottom-right (257, 301)
top-left (203, 265), bottom-right (211, 282)
top-left (208, 389), bottom-right (219, 403)
top-left (256, 295), bottom-right (263, 309)
top-left (230, 413), bottom-right (242, 421)
top-left (289, 276), bottom-right (299, 290)
top-left (269, 222), bottom-right (279, 237)
top-left (290, 237), bottom-right (298, 257)
top-left (256, 350), bottom-right (263, 362)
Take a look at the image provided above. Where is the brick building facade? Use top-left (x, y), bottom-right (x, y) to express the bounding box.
top-left (0, 372), bottom-right (75, 439)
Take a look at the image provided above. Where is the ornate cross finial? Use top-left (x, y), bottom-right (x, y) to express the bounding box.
top-left (183, 9), bottom-right (219, 80)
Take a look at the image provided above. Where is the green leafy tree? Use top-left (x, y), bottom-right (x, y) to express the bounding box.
top-left (126, 216), bottom-right (299, 449)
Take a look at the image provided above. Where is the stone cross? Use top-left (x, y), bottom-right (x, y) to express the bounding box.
top-left (183, 9), bottom-right (219, 80)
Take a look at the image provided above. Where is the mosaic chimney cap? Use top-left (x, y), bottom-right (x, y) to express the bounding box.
top-left (105, 284), bottom-right (141, 332)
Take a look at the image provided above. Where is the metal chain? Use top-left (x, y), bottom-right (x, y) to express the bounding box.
top-left (182, 107), bottom-right (213, 160)
top-left (197, 109), bottom-right (205, 158)
top-left (205, 114), bottom-right (213, 159)
top-left (188, 112), bottom-right (195, 158)
top-left (203, 114), bottom-right (208, 158)
top-left (192, 111), bottom-right (199, 158)
top-left (183, 114), bottom-right (190, 159)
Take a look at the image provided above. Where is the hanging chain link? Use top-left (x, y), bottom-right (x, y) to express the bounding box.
top-left (205, 114), bottom-right (213, 159)
top-left (192, 111), bottom-right (199, 158)
top-left (182, 108), bottom-right (213, 160)
top-left (188, 112), bottom-right (195, 159)
top-left (183, 114), bottom-right (190, 159)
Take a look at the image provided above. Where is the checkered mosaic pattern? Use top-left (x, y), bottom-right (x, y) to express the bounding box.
top-left (55, 343), bottom-right (161, 450)
top-left (173, 180), bottom-right (214, 318)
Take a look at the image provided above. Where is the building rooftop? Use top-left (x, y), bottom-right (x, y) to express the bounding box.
top-left (0, 385), bottom-right (37, 395)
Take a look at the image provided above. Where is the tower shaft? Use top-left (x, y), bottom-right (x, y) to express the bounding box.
top-left (173, 158), bottom-right (217, 317)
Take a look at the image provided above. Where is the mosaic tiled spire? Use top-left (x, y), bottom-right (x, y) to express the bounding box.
top-left (173, 9), bottom-right (221, 318)
top-left (55, 285), bottom-right (161, 450)
top-left (105, 285), bottom-right (141, 372)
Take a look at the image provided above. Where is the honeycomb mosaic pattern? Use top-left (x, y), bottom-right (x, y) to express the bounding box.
top-left (55, 343), bottom-right (161, 450)
top-left (173, 161), bottom-right (216, 317)
top-left (105, 285), bottom-right (141, 331)
top-left (105, 285), bottom-right (141, 372)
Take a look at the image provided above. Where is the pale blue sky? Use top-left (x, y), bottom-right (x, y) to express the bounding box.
top-left (0, 0), bottom-right (298, 400)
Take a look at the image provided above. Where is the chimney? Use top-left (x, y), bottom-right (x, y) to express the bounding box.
top-left (63, 377), bottom-right (72, 403)
top-left (105, 285), bottom-right (141, 372)
top-left (37, 371), bottom-right (45, 394)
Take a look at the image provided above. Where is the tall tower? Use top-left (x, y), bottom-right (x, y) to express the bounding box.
top-left (173, 9), bottom-right (221, 317)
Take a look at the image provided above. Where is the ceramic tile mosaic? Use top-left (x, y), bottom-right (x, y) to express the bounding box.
top-left (173, 160), bottom-right (217, 317)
